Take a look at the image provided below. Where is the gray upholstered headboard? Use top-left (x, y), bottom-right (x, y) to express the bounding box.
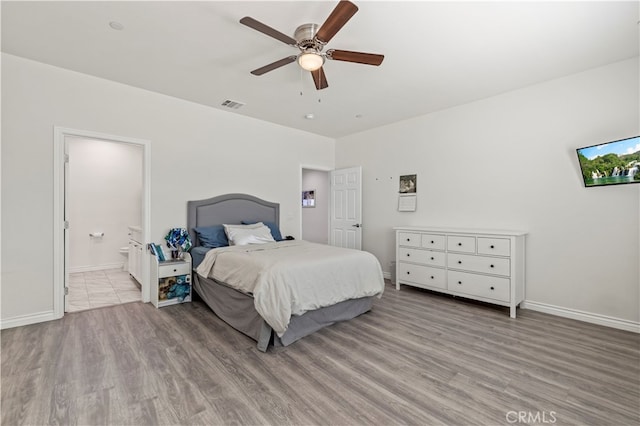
top-left (187, 193), bottom-right (280, 247)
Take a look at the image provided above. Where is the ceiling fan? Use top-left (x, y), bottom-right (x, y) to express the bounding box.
top-left (240, 0), bottom-right (384, 90)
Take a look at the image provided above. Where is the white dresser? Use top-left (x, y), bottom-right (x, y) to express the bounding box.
top-left (395, 226), bottom-right (526, 318)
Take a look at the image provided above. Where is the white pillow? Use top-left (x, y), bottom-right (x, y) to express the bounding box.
top-left (223, 223), bottom-right (275, 246)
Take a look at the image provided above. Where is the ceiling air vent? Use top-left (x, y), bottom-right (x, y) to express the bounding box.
top-left (221, 99), bottom-right (245, 110)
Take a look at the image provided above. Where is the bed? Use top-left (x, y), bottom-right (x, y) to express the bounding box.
top-left (187, 193), bottom-right (385, 352)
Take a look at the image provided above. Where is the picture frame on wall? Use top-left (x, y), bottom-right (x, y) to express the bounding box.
top-left (302, 190), bottom-right (316, 208)
top-left (399, 174), bottom-right (417, 193)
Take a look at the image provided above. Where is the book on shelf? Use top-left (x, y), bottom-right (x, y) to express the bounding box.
top-left (148, 243), bottom-right (166, 261)
top-left (155, 243), bottom-right (166, 261)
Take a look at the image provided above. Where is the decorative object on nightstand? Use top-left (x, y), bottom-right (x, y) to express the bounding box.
top-left (394, 226), bottom-right (527, 318)
top-left (164, 227), bottom-right (192, 259)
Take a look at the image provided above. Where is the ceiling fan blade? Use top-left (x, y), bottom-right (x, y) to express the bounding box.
top-left (311, 67), bottom-right (329, 90)
top-left (315, 1), bottom-right (359, 44)
top-left (327, 49), bottom-right (384, 66)
top-left (250, 56), bottom-right (297, 76)
top-left (240, 16), bottom-right (297, 46)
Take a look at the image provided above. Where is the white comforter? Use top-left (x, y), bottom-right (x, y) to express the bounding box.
top-left (196, 240), bottom-right (385, 337)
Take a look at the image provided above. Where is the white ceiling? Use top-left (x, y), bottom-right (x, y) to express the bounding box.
top-left (2, 1), bottom-right (638, 138)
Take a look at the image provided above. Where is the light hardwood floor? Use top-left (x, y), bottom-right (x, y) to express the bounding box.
top-left (2, 282), bottom-right (638, 425)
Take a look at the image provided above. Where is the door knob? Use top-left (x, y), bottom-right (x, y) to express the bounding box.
top-left (352, 224), bottom-right (361, 228)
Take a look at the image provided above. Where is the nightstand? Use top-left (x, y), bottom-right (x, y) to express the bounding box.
top-left (150, 252), bottom-right (192, 308)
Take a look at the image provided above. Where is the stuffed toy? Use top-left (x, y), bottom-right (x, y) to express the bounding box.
top-left (167, 283), bottom-right (190, 301)
top-left (167, 275), bottom-right (190, 301)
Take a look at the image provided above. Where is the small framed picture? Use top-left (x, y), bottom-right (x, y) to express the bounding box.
top-left (302, 190), bottom-right (316, 208)
top-left (399, 174), bottom-right (417, 193)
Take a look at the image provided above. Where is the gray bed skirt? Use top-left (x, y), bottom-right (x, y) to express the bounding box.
top-left (193, 273), bottom-right (375, 351)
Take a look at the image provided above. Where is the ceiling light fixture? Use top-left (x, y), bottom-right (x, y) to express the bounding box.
top-left (298, 50), bottom-right (324, 72)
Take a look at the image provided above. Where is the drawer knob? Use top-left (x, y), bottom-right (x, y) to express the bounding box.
top-left (458, 281), bottom-right (462, 285)
top-left (430, 240), bottom-right (434, 244)
top-left (490, 286), bottom-right (495, 290)
top-left (430, 275), bottom-right (435, 279)
top-left (406, 271), bottom-right (410, 275)
top-left (406, 238), bottom-right (410, 242)
top-left (490, 245), bottom-right (495, 249)
top-left (406, 253), bottom-right (410, 257)
top-left (430, 257), bottom-right (434, 260)
top-left (173, 269), bottom-right (177, 272)
top-left (490, 264), bottom-right (494, 268)
top-left (458, 261), bottom-right (462, 264)
top-left (458, 242), bottom-right (462, 246)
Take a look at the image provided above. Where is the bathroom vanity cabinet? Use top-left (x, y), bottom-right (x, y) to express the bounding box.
top-left (127, 225), bottom-right (143, 284)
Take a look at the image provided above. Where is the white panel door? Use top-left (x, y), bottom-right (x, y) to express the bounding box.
top-left (330, 166), bottom-right (362, 249)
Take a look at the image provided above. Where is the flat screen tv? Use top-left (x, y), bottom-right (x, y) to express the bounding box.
top-left (576, 136), bottom-right (640, 187)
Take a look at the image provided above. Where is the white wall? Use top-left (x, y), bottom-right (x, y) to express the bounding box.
top-left (302, 169), bottom-right (329, 244)
top-left (1, 53), bottom-right (334, 325)
top-left (67, 137), bottom-right (143, 271)
top-left (336, 58), bottom-right (639, 324)
top-left (2, 51), bottom-right (638, 329)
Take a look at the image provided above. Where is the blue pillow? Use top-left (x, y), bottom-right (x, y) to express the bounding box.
top-left (194, 225), bottom-right (229, 248)
top-left (242, 221), bottom-right (283, 241)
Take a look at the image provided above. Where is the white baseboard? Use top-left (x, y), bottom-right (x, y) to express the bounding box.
top-left (522, 300), bottom-right (640, 333)
top-left (0, 310), bottom-right (59, 330)
top-left (69, 262), bottom-right (125, 274)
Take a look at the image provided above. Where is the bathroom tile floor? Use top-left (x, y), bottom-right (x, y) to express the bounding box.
top-left (67, 268), bottom-right (141, 312)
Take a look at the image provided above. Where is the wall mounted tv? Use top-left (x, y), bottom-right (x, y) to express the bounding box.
top-left (576, 136), bottom-right (640, 187)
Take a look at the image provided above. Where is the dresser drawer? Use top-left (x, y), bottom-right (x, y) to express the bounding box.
top-left (447, 236), bottom-right (476, 253)
top-left (398, 247), bottom-right (445, 267)
top-left (158, 261), bottom-right (191, 278)
top-left (398, 262), bottom-right (446, 290)
top-left (447, 253), bottom-right (510, 276)
top-left (447, 270), bottom-right (510, 302)
top-left (398, 232), bottom-right (421, 247)
top-left (477, 237), bottom-right (511, 257)
top-left (421, 234), bottom-right (446, 250)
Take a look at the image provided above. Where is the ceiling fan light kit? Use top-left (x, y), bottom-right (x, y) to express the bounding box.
top-left (298, 51), bottom-right (324, 72)
top-left (240, 0), bottom-right (384, 90)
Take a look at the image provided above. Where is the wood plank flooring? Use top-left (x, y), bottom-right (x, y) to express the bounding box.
top-left (2, 282), bottom-right (639, 425)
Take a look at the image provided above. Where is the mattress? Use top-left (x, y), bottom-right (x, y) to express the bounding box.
top-left (190, 246), bottom-right (211, 269)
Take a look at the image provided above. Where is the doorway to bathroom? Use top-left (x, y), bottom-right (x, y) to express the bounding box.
top-left (65, 137), bottom-right (143, 312)
top-left (53, 127), bottom-right (151, 318)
